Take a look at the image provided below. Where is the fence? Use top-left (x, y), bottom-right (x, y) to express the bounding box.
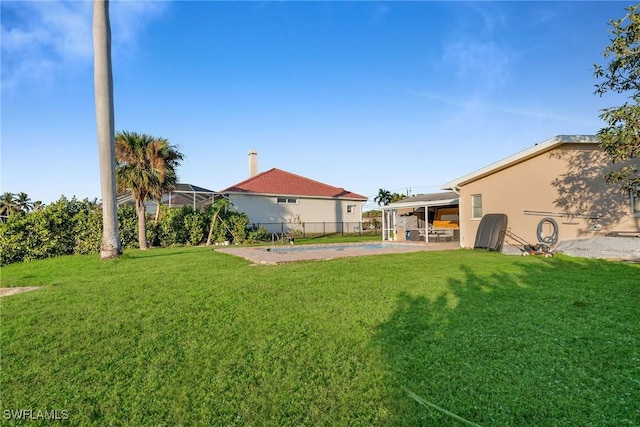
top-left (250, 221), bottom-right (382, 238)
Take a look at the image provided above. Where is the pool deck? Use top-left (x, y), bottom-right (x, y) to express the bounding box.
top-left (215, 241), bottom-right (461, 265)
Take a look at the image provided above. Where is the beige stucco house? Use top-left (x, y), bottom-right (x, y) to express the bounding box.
top-left (220, 152), bottom-right (367, 234)
top-left (442, 135), bottom-right (640, 248)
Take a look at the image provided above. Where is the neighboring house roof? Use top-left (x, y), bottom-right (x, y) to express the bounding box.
top-left (442, 135), bottom-right (599, 190)
top-left (221, 168), bottom-right (368, 201)
top-left (383, 192), bottom-right (459, 210)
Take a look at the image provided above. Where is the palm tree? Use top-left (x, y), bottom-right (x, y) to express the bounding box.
top-left (151, 172), bottom-right (179, 224)
top-left (93, 0), bottom-right (121, 259)
top-left (32, 201), bottom-right (45, 211)
top-left (390, 192), bottom-right (406, 204)
top-left (15, 192), bottom-right (33, 213)
top-left (374, 188), bottom-right (393, 206)
top-left (0, 192), bottom-right (19, 217)
top-left (115, 131), bottom-right (184, 250)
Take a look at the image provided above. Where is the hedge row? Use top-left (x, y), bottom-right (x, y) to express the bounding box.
top-left (0, 197), bottom-right (264, 266)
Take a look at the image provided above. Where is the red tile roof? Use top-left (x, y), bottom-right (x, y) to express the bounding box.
top-left (221, 168), bottom-right (367, 200)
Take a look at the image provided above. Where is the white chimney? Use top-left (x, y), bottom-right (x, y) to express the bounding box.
top-left (248, 149), bottom-right (258, 177)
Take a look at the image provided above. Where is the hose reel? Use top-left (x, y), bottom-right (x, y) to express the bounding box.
top-left (537, 217), bottom-right (559, 245)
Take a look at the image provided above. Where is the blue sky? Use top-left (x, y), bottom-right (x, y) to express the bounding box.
top-left (1, 1), bottom-right (631, 210)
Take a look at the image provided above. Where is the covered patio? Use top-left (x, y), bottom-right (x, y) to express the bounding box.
top-left (381, 192), bottom-right (460, 242)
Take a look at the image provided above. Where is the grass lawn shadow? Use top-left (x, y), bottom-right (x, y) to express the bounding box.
top-left (1, 248), bottom-right (638, 425)
top-left (372, 255), bottom-right (640, 426)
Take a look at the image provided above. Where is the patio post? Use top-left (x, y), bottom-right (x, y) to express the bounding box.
top-left (392, 209), bottom-right (397, 241)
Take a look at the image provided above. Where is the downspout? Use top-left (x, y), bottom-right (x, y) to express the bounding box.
top-left (451, 186), bottom-right (463, 248)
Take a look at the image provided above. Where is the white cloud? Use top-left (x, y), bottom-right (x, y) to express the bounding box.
top-left (441, 39), bottom-right (512, 91)
top-left (1, 0), bottom-right (167, 90)
top-left (435, 3), bottom-right (515, 92)
top-left (416, 90), bottom-right (597, 127)
top-left (370, 3), bottom-right (390, 24)
top-left (466, 2), bottom-right (507, 35)
top-left (110, 1), bottom-right (167, 49)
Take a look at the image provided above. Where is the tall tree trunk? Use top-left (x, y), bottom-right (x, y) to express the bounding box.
top-left (154, 201), bottom-right (161, 223)
top-left (205, 206), bottom-right (222, 246)
top-left (93, 0), bottom-right (121, 259)
top-left (135, 199), bottom-right (149, 250)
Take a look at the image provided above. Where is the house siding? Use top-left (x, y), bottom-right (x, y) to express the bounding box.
top-left (457, 143), bottom-right (639, 247)
top-left (228, 193), bottom-right (364, 225)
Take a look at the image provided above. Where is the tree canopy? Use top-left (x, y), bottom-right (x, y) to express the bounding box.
top-left (594, 3), bottom-right (640, 196)
top-left (0, 192), bottom-right (42, 217)
top-left (374, 189), bottom-right (407, 206)
top-left (374, 189), bottom-right (392, 206)
top-left (115, 131), bottom-right (184, 250)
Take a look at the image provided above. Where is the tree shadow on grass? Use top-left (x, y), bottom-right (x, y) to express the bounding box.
top-left (371, 256), bottom-right (640, 426)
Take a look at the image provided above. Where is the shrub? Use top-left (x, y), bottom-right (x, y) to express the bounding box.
top-left (0, 215), bottom-right (29, 265)
top-left (247, 225), bottom-right (271, 242)
top-left (184, 211), bottom-right (206, 246)
top-left (226, 212), bottom-right (249, 243)
top-left (158, 207), bottom-right (187, 246)
top-left (118, 204), bottom-right (139, 249)
top-left (73, 206), bottom-right (103, 255)
top-left (0, 196), bottom-right (92, 264)
top-left (0, 194), bottom-right (257, 265)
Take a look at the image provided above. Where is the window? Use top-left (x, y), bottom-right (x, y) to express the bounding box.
top-left (471, 194), bottom-right (482, 219)
top-left (632, 188), bottom-right (640, 215)
top-left (347, 204), bottom-right (356, 214)
top-left (276, 197), bottom-right (297, 204)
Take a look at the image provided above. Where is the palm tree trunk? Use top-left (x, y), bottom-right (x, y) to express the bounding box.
top-left (205, 206), bottom-right (222, 246)
top-left (93, 0), bottom-right (121, 259)
top-left (135, 199), bottom-right (149, 250)
top-left (154, 201), bottom-right (161, 223)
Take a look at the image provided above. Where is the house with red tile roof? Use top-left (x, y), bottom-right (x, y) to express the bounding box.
top-left (220, 154), bottom-right (367, 231)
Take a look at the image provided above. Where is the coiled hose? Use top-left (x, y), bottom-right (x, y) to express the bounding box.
top-left (537, 217), bottom-right (559, 245)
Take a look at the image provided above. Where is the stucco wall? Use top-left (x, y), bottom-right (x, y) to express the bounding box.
top-left (227, 193), bottom-right (364, 225)
top-left (458, 143), bottom-right (639, 248)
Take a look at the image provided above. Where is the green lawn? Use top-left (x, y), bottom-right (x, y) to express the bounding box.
top-left (1, 247), bottom-right (639, 426)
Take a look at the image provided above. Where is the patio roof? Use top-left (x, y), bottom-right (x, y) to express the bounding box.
top-left (381, 191), bottom-right (459, 210)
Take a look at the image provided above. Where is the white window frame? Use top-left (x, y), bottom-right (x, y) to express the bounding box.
top-left (631, 188), bottom-right (640, 216)
top-left (276, 197), bottom-right (297, 204)
top-left (471, 194), bottom-right (482, 219)
top-left (347, 204), bottom-right (356, 214)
